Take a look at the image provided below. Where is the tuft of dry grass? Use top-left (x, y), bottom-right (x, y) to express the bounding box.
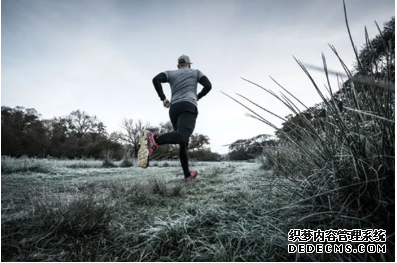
top-left (222, 5), bottom-right (394, 261)
top-left (1, 156), bottom-right (53, 174)
top-left (2, 192), bottom-right (112, 261)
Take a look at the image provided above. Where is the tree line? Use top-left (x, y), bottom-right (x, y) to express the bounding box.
top-left (1, 107), bottom-right (221, 161)
top-left (1, 105), bottom-right (274, 162)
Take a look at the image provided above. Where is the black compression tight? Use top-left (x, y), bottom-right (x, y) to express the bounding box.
top-left (155, 101), bottom-right (198, 177)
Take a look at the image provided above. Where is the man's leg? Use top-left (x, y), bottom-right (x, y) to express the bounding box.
top-left (155, 102), bottom-right (197, 146)
top-left (155, 110), bottom-right (185, 145)
top-left (175, 111), bottom-right (196, 177)
top-left (138, 102), bottom-right (197, 169)
top-left (179, 142), bottom-right (189, 177)
top-left (156, 111), bottom-right (196, 177)
top-left (155, 102), bottom-right (197, 177)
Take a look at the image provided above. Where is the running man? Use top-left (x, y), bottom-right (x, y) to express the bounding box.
top-left (137, 55), bottom-right (212, 181)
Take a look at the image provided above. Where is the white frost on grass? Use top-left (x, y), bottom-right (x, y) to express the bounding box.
top-left (2, 156), bottom-right (281, 261)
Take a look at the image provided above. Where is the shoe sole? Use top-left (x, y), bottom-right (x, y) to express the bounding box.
top-left (137, 130), bottom-right (149, 168)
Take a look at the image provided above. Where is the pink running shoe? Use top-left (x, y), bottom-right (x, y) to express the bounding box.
top-left (185, 170), bottom-right (198, 182)
top-left (137, 130), bottom-right (158, 168)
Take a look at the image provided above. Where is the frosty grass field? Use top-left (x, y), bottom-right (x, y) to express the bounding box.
top-left (2, 156), bottom-right (297, 261)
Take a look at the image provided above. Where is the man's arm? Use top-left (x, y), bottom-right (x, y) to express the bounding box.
top-left (152, 72), bottom-right (168, 101)
top-left (197, 76), bottom-right (212, 101)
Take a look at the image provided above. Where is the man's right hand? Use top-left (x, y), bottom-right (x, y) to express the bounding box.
top-left (163, 99), bottom-right (170, 108)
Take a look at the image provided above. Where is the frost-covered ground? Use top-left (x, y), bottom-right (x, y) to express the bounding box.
top-left (1, 157), bottom-right (266, 194)
top-left (1, 158), bottom-right (270, 219)
top-left (2, 157), bottom-right (296, 261)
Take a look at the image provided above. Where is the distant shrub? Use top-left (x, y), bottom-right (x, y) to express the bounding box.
top-left (119, 159), bottom-right (134, 168)
top-left (101, 150), bottom-right (117, 168)
top-left (102, 159), bottom-right (117, 168)
top-left (190, 149), bottom-right (221, 162)
top-left (119, 149), bottom-right (134, 167)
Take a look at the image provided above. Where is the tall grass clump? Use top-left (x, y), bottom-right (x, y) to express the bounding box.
top-left (65, 158), bottom-right (103, 169)
top-left (119, 149), bottom-right (134, 167)
top-left (1, 155), bottom-right (53, 174)
top-left (256, 154), bottom-right (273, 170)
top-left (106, 177), bottom-right (184, 206)
top-left (1, 193), bottom-right (112, 261)
top-left (223, 4), bottom-right (394, 261)
top-left (101, 150), bottom-right (117, 168)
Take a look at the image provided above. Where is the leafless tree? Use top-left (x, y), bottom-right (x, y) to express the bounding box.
top-left (62, 110), bottom-right (106, 139)
top-left (118, 119), bottom-right (149, 158)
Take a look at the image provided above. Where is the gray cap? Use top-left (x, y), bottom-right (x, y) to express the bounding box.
top-left (178, 54), bottom-right (192, 64)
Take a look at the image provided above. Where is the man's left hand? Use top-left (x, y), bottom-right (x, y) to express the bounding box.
top-left (163, 99), bottom-right (170, 108)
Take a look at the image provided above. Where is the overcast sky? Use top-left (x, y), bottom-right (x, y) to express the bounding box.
top-left (2, 0), bottom-right (395, 154)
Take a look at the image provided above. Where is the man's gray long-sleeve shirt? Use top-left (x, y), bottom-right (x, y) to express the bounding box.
top-left (152, 68), bottom-right (212, 107)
